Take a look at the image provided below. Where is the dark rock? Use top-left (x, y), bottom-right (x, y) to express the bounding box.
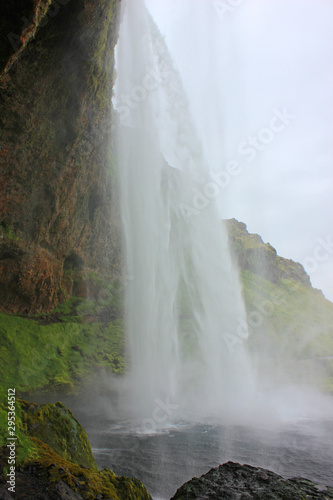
top-left (54, 481), bottom-right (83, 500)
top-left (171, 461), bottom-right (333, 499)
top-left (0, 487), bottom-right (14, 499)
top-left (7, 439), bottom-right (153, 500)
top-left (225, 218), bottom-right (312, 287)
top-left (0, 0), bottom-right (122, 314)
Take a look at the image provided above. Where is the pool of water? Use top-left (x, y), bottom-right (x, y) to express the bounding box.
top-left (80, 416), bottom-right (333, 499)
top-left (31, 388), bottom-right (333, 500)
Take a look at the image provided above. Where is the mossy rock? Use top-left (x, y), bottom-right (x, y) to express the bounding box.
top-left (0, 311), bottom-right (126, 394)
top-left (20, 400), bottom-right (97, 469)
top-left (3, 438), bottom-right (152, 499)
top-left (0, 395), bottom-right (152, 499)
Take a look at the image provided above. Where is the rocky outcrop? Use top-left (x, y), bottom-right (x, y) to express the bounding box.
top-left (171, 461), bottom-right (333, 500)
top-left (2, 440), bottom-right (152, 499)
top-left (20, 400), bottom-right (97, 469)
top-left (224, 219), bottom-right (333, 391)
top-left (225, 218), bottom-right (312, 288)
top-left (0, 398), bottom-right (152, 500)
top-left (0, 0), bottom-right (122, 314)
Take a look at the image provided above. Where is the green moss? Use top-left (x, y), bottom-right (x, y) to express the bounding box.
top-left (240, 269), bottom-right (333, 389)
top-left (86, 1), bottom-right (119, 111)
top-left (28, 438), bottom-right (152, 499)
top-left (1, 397), bottom-right (152, 499)
top-left (0, 312), bottom-right (126, 394)
top-left (20, 400), bottom-right (97, 468)
top-left (0, 388), bottom-right (38, 465)
top-left (226, 219), bottom-right (311, 287)
top-left (0, 223), bottom-right (20, 240)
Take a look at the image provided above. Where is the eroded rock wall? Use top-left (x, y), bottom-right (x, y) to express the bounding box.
top-left (0, 0), bottom-right (122, 313)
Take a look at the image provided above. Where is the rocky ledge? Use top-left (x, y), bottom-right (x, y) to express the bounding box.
top-left (171, 461), bottom-right (333, 500)
top-left (0, 399), bottom-right (152, 500)
top-left (225, 218), bottom-right (313, 288)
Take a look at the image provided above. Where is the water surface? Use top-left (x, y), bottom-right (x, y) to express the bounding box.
top-left (82, 415), bottom-right (333, 499)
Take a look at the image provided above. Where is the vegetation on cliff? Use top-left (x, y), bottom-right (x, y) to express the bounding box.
top-left (225, 218), bottom-right (333, 392)
top-left (0, 0), bottom-right (122, 314)
top-left (20, 400), bottom-right (97, 469)
top-left (0, 279), bottom-right (125, 394)
top-left (0, 393), bottom-right (152, 499)
top-left (0, 220), bottom-right (332, 396)
top-left (1, 1), bottom-right (332, 496)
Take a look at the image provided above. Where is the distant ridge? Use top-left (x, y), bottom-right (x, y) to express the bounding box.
top-left (225, 218), bottom-right (333, 392)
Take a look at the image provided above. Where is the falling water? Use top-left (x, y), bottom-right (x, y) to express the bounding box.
top-left (114, 0), bottom-right (254, 423)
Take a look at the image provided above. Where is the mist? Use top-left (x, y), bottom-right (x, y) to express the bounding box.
top-left (84, 2), bottom-right (333, 498)
top-left (144, 0), bottom-right (333, 302)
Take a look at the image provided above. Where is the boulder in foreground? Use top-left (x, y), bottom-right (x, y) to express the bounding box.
top-left (171, 461), bottom-right (333, 500)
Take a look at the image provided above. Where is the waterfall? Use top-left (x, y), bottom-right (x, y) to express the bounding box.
top-left (114, 0), bottom-right (254, 424)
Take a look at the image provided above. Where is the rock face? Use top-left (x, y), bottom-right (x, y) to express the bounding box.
top-left (0, 0), bottom-right (122, 314)
top-left (0, 398), bottom-right (152, 500)
top-left (171, 461), bottom-right (333, 500)
top-left (20, 400), bottom-right (97, 469)
top-left (0, 440), bottom-right (153, 500)
top-left (224, 218), bottom-right (333, 391)
top-left (225, 218), bottom-right (312, 288)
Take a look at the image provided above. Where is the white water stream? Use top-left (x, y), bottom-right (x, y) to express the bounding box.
top-left (114, 0), bottom-right (254, 424)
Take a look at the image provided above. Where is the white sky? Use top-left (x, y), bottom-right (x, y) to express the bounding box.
top-left (144, 0), bottom-right (333, 302)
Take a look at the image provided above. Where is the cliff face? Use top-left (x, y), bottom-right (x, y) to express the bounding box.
top-left (225, 219), bottom-right (333, 392)
top-left (224, 218), bottom-right (312, 288)
top-left (0, 394), bottom-right (152, 500)
top-left (0, 0), bottom-right (122, 314)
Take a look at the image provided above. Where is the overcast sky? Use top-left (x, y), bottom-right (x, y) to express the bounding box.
top-left (143, 0), bottom-right (333, 301)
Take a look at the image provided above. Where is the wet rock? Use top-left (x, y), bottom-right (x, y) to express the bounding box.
top-left (54, 481), bottom-right (83, 500)
top-left (171, 461), bottom-right (333, 500)
top-left (0, 0), bottom-right (122, 314)
top-left (0, 487), bottom-right (14, 499)
top-left (20, 400), bottom-right (97, 469)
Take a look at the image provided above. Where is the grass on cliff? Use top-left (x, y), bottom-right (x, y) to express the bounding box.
top-left (0, 388), bottom-right (38, 467)
top-left (0, 311), bottom-right (125, 394)
top-left (241, 269), bottom-right (333, 391)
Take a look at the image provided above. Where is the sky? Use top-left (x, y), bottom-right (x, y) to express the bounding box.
top-left (143, 0), bottom-right (333, 302)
